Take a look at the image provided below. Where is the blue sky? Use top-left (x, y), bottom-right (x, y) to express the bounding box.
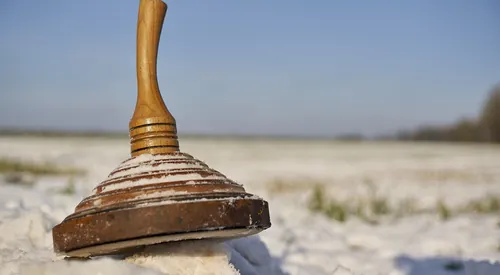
top-left (1, 0), bottom-right (499, 137)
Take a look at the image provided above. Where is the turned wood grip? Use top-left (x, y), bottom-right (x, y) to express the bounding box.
top-left (129, 0), bottom-right (179, 156)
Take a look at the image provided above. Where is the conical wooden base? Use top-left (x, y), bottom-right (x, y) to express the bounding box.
top-left (51, 0), bottom-right (271, 257)
top-left (52, 152), bottom-right (271, 257)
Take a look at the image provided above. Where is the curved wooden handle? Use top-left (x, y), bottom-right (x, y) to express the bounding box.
top-left (129, 0), bottom-right (179, 156)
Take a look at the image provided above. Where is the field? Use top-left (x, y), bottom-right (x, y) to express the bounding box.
top-left (0, 136), bottom-right (499, 275)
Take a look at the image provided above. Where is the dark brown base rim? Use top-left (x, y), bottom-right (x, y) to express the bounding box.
top-left (60, 226), bottom-right (267, 258)
top-left (52, 197), bottom-right (271, 255)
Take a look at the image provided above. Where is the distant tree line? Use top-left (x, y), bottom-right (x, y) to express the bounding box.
top-left (396, 84), bottom-right (500, 143)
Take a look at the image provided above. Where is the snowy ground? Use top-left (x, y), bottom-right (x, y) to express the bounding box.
top-left (0, 136), bottom-right (499, 275)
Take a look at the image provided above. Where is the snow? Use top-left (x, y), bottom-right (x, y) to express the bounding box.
top-left (97, 173), bottom-right (228, 194)
top-left (0, 136), bottom-right (500, 275)
top-left (124, 240), bottom-right (240, 275)
top-left (91, 152), bottom-right (232, 196)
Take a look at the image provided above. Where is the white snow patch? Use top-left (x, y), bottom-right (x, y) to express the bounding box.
top-left (93, 153), bottom-right (230, 195)
top-left (96, 173), bottom-right (227, 194)
top-left (109, 162), bottom-right (206, 179)
top-left (134, 190), bottom-right (189, 200)
top-left (19, 258), bottom-right (164, 275)
top-left (124, 241), bottom-right (240, 275)
top-left (1, 137), bottom-right (500, 275)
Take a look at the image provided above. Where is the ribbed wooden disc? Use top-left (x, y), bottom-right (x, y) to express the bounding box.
top-left (52, 152), bottom-right (271, 257)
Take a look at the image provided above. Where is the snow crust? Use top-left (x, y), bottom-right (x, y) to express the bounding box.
top-left (92, 152), bottom-right (231, 195)
top-left (1, 136), bottom-right (500, 275)
top-left (124, 241), bottom-right (240, 275)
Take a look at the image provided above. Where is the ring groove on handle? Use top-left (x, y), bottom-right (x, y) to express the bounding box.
top-left (129, 0), bottom-right (179, 156)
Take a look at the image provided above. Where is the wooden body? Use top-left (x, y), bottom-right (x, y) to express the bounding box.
top-left (130, 0), bottom-right (179, 156)
top-left (51, 0), bottom-right (271, 258)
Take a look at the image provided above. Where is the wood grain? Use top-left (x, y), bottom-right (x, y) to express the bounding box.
top-left (129, 0), bottom-right (179, 156)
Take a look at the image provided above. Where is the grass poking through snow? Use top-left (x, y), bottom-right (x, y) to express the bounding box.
top-left (0, 158), bottom-right (85, 186)
top-left (0, 158), bottom-right (85, 176)
top-left (302, 181), bottom-right (500, 224)
top-left (464, 196), bottom-right (500, 214)
top-left (437, 199), bottom-right (452, 221)
top-left (307, 184), bottom-right (392, 224)
top-left (57, 177), bottom-right (77, 195)
top-left (308, 184), bottom-right (347, 222)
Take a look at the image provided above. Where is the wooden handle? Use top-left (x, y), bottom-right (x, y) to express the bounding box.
top-left (129, 0), bottom-right (179, 156)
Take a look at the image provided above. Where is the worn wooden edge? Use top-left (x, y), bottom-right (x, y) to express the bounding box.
top-left (52, 197), bottom-right (271, 257)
